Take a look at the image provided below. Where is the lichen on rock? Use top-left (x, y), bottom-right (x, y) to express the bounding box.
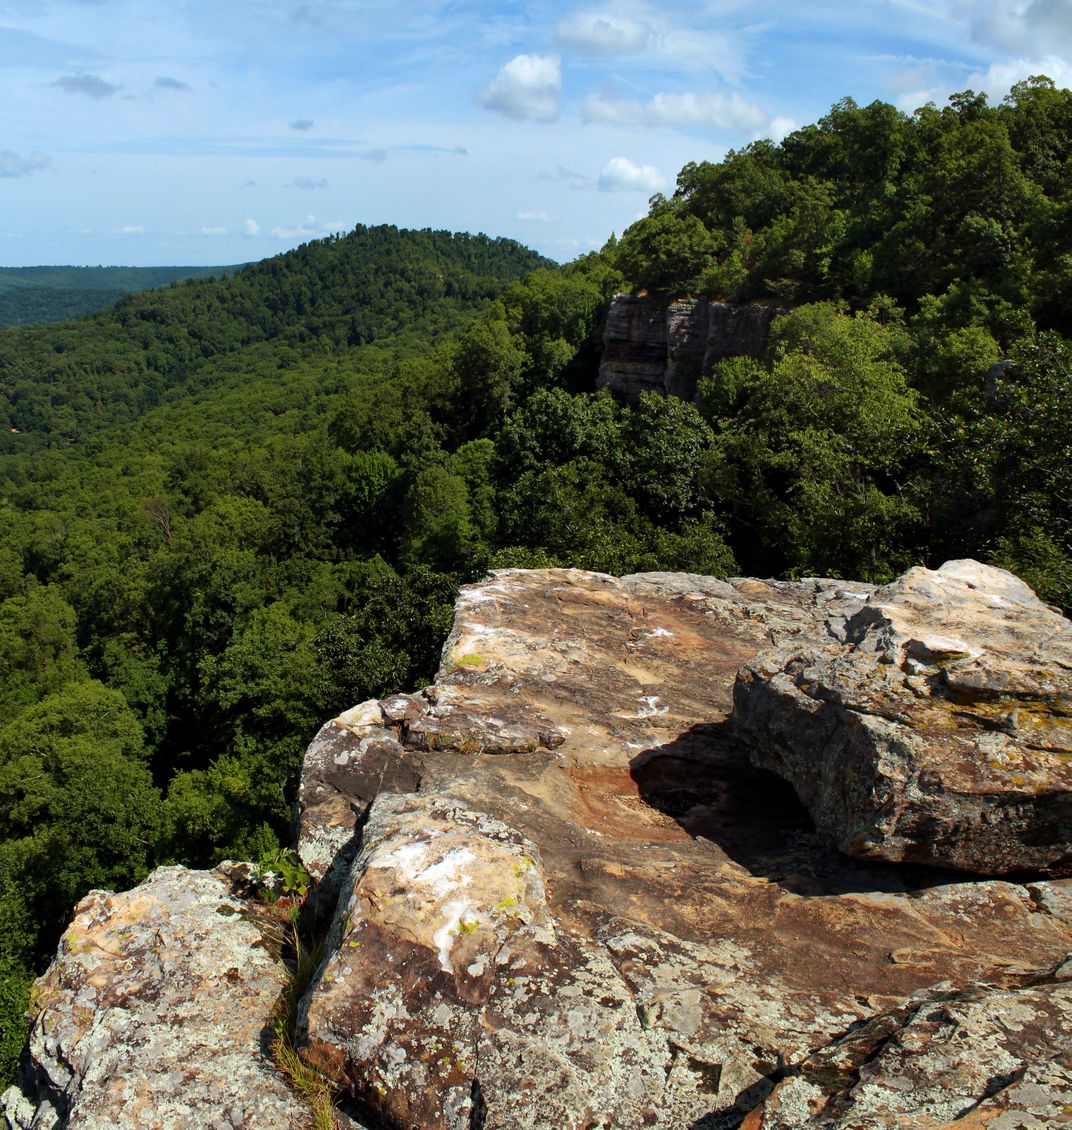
top-left (8, 562), bottom-right (1072, 1130)
top-left (2, 865), bottom-right (309, 1130)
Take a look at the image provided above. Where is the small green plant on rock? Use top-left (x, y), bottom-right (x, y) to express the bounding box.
top-left (254, 848), bottom-right (311, 901)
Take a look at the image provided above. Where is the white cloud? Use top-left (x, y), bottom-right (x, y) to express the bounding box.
top-left (292, 176), bottom-right (328, 189)
top-left (517, 208), bottom-right (557, 222)
top-left (655, 26), bottom-right (741, 79)
top-left (885, 46), bottom-right (1072, 110)
top-left (271, 215), bottom-right (348, 239)
top-left (597, 156), bottom-right (666, 193)
top-left (557, 7), bottom-right (742, 79)
top-left (53, 74), bottom-right (120, 99)
top-left (883, 59), bottom-right (949, 111)
top-left (970, 0), bottom-right (1072, 56)
top-left (478, 53), bottom-right (561, 121)
top-left (243, 218), bottom-right (260, 236)
top-left (555, 10), bottom-right (654, 55)
top-left (764, 116), bottom-right (797, 143)
top-left (272, 216), bottom-right (318, 239)
top-left (970, 55), bottom-right (1072, 99)
top-left (200, 225), bottom-right (227, 235)
top-left (115, 224), bottom-right (144, 234)
top-left (0, 150), bottom-right (50, 178)
top-left (583, 90), bottom-right (768, 131)
top-left (540, 164), bottom-right (591, 189)
top-left (885, 58), bottom-right (944, 106)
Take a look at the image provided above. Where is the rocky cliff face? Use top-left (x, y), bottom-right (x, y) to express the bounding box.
top-left (5, 564), bottom-right (1072, 1129)
top-left (597, 295), bottom-right (782, 401)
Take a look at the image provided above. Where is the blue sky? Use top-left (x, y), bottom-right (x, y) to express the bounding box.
top-left (2, 0), bottom-right (1070, 267)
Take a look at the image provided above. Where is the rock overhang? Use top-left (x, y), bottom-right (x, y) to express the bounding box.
top-left (735, 559), bottom-right (1072, 874)
top-left (291, 564), bottom-right (1072, 1128)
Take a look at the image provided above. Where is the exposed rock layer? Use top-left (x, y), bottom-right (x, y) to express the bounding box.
top-left (294, 567), bottom-right (1072, 1128)
top-left (7, 565), bottom-right (1072, 1130)
top-left (735, 559), bottom-right (1072, 873)
top-left (598, 294), bottom-right (781, 401)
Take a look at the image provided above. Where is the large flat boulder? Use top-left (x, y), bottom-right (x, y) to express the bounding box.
top-left (735, 560), bottom-right (1072, 873)
top-left (295, 567), bottom-right (1072, 1128)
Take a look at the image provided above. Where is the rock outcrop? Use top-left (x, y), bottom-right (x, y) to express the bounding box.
top-left (6, 564), bottom-right (1072, 1129)
top-left (598, 294), bottom-right (781, 401)
top-left (291, 566), bottom-right (1072, 1128)
top-left (735, 559), bottom-right (1072, 873)
top-left (2, 865), bottom-right (309, 1130)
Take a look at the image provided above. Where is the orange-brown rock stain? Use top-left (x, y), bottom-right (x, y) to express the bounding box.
top-left (568, 764), bottom-right (693, 844)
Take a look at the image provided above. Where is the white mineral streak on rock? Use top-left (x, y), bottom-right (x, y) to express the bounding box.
top-left (433, 899), bottom-right (479, 973)
top-left (637, 695), bottom-right (670, 717)
top-left (458, 587), bottom-right (499, 603)
top-left (367, 839), bottom-right (487, 971)
top-left (335, 697), bottom-right (384, 729)
top-left (460, 621), bottom-right (510, 636)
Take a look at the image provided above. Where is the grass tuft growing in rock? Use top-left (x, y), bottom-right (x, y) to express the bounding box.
top-left (262, 898), bottom-right (340, 1129)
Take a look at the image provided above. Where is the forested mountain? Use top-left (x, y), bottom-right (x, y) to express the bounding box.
top-left (0, 227), bottom-right (550, 448)
top-left (613, 75), bottom-right (1071, 597)
top-left (616, 76), bottom-right (1070, 329)
top-left (1, 82), bottom-right (1070, 1085)
top-left (0, 265), bottom-right (237, 328)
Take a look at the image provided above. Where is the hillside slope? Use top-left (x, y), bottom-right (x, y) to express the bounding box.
top-left (0, 265), bottom-right (237, 328)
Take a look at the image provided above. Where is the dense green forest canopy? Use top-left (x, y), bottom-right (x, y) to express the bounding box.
top-left (613, 76), bottom-right (1071, 597)
top-left (1, 84), bottom-right (1070, 1083)
top-left (0, 265), bottom-right (238, 328)
top-left (615, 76), bottom-right (1071, 336)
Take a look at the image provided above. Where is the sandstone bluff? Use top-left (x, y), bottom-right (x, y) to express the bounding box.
top-left (597, 295), bottom-right (781, 402)
top-left (5, 562), bottom-right (1072, 1129)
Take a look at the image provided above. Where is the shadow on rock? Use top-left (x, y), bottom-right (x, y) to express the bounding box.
top-left (629, 722), bottom-right (968, 897)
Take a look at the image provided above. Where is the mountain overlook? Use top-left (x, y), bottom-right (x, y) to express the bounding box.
top-left (6, 560), bottom-right (1072, 1128)
top-left (0, 86), bottom-right (1070, 1122)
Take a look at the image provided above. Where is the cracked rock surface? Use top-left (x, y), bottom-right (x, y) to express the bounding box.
top-left (7, 564), bottom-right (1072, 1130)
top-left (747, 972), bottom-right (1072, 1129)
top-left (295, 566), bottom-right (1072, 1128)
top-left (1, 865), bottom-right (309, 1130)
top-left (735, 559), bottom-right (1072, 873)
